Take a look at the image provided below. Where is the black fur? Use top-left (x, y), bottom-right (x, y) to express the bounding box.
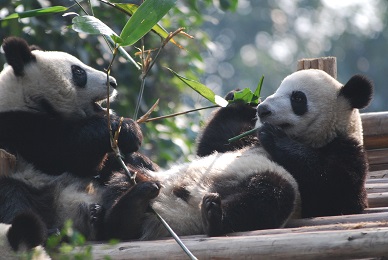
top-left (0, 177), bottom-right (56, 225)
top-left (202, 170), bottom-right (297, 236)
top-left (197, 101), bottom-right (258, 156)
top-left (71, 65), bottom-right (87, 88)
top-left (290, 91), bottom-right (307, 115)
top-left (2, 37), bottom-right (36, 76)
top-left (173, 186), bottom-right (191, 202)
top-left (0, 111), bottom-right (142, 177)
top-left (339, 75), bottom-right (374, 109)
top-left (7, 212), bottom-right (47, 251)
top-left (258, 122), bottom-right (368, 217)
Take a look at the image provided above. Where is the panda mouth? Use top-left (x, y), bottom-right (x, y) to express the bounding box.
top-left (93, 99), bottom-right (109, 112)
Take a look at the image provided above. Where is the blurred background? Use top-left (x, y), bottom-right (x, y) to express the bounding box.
top-left (1, 0), bottom-right (387, 166)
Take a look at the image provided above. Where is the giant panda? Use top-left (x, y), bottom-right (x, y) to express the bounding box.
top-left (0, 37), bottom-right (301, 250)
top-left (197, 69), bottom-right (373, 218)
top-left (0, 36), bottom-right (156, 254)
top-left (0, 36), bottom-right (143, 177)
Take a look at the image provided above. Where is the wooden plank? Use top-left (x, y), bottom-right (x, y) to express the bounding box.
top-left (89, 228), bottom-right (388, 259)
top-left (362, 112), bottom-right (388, 150)
top-left (368, 170), bottom-right (388, 179)
top-left (368, 192), bottom-right (388, 208)
top-left (365, 182), bottom-right (388, 193)
top-left (286, 212), bottom-right (388, 228)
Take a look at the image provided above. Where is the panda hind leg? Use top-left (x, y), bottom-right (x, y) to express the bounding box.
top-left (103, 181), bottom-right (160, 240)
top-left (7, 211), bottom-right (47, 251)
top-left (202, 171), bottom-right (297, 236)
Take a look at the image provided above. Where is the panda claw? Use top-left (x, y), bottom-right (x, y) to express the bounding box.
top-left (89, 203), bottom-right (104, 225)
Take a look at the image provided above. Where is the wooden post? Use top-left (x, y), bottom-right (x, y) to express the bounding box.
top-left (0, 149), bottom-right (16, 176)
top-left (297, 57), bottom-right (337, 79)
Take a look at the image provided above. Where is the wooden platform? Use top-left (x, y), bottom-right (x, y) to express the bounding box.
top-left (88, 112), bottom-right (388, 259)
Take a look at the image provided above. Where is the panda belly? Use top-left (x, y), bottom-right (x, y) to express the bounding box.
top-left (142, 146), bottom-right (300, 239)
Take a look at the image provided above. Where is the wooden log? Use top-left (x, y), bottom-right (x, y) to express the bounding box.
top-left (297, 57), bottom-right (337, 79)
top-left (286, 211), bottom-right (388, 228)
top-left (366, 149), bottom-right (388, 171)
top-left (89, 228), bottom-right (388, 259)
top-left (367, 170), bottom-right (388, 179)
top-left (361, 112), bottom-right (388, 150)
top-left (368, 192), bottom-right (388, 208)
top-left (0, 149), bottom-right (16, 176)
top-left (365, 182), bottom-right (388, 193)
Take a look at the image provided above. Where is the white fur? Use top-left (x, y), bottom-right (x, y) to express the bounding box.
top-left (257, 69), bottom-right (363, 147)
top-left (142, 146), bottom-right (300, 239)
top-left (0, 50), bottom-right (117, 118)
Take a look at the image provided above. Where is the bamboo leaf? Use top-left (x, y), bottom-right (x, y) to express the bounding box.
top-left (233, 88), bottom-right (254, 103)
top-left (232, 76), bottom-right (264, 105)
top-left (115, 3), bottom-right (182, 48)
top-left (1, 6), bottom-right (68, 20)
top-left (166, 67), bottom-right (228, 107)
top-left (252, 75), bottom-right (264, 104)
top-left (72, 15), bottom-right (119, 38)
top-left (119, 0), bottom-right (177, 47)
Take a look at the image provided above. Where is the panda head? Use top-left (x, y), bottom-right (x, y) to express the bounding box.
top-left (0, 37), bottom-right (117, 118)
top-left (257, 69), bottom-right (373, 147)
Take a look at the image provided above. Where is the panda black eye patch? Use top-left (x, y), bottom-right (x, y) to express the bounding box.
top-left (291, 91), bottom-right (307, 116)
top-left (71, 65), bottom-right (87, 87)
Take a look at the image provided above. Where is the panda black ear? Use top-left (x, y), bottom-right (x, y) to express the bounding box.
top-left (339, 75), bottom-right (373, 109)
top-left (2, 37), bottom-right (36, 77)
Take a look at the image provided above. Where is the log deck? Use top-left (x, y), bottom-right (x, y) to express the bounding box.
top-left (2, 57), bottom-right (388, 259)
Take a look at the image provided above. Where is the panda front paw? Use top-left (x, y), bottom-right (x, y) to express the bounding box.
top-left (201, 193), bottom-right (223, 236)
top-left (258, 122), bottom-right (286, 152)
top-left (111, 117), bottom-right (143, 154)
top-left (90, 203), bottom-right (104, 226)
top-left (135, 181), bottom-right (161, 199)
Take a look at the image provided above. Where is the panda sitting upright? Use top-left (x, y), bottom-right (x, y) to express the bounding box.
top-left (197, 69), bottom-right (373, 218)
top-left (0, 36), bottom-right (143, 177)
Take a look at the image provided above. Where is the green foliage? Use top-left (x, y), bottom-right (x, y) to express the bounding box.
top-left (1, 6), bottom-right (68, 20)
top-left (231, 75), bottom-right (264, 105)
top-left (72, 15), bottom-right (118, 37)
top-left (118, 0), bottom-right (176, 46)
top-left (45, 220), bottom-right (95, 259)
top-left (166, 67), bottom-right (228, 107)
top-left (0, 0), bottom-right (239, 166)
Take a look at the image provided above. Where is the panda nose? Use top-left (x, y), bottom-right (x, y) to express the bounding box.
top-left (257, 104), bottom-right (271, 118)
top-left (109, 78), bottom-right (117, 89)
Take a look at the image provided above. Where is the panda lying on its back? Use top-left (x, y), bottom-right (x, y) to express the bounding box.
top-left (0, 37), bottom-right (143, 177)
top-left (197, 69), bottom-right (373, 218)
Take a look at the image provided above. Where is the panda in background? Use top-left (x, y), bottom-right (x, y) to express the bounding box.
top-left (0, 36), bottom-right (143, 177)
top-left (197, 69), bottom-right (373, 218)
